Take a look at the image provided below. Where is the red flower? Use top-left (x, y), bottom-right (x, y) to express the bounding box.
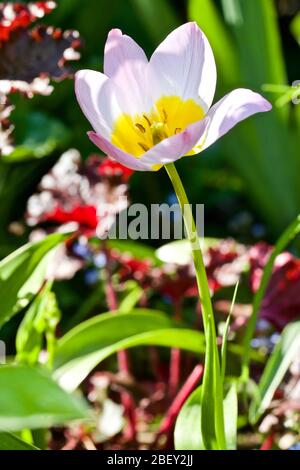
top-left (249, 242), bottom-right (300, 330)
top-left (98, 157), bottom-right (134, 183)
top-left (44, 205), bottom-right (98, 235)
top-left (0, 2), bottom-right (56, 42)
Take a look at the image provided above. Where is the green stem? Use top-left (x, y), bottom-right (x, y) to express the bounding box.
top-left (165, 162), bottom-right (226, 450)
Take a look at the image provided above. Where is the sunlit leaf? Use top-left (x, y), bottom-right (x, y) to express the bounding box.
top-left (250, 320), bottom-right (300, 423)
top-left (0, 432), bottom-right (39, 450)
top-left (242, 215), bottom-right (300, 380)
top-left (0, 365), bottom-right (89, 431)
top-left (224, 382), bottom-right (238, 450)
top-left (0, 233), bottom-right (68, 327)
top-left (174, 386), bottom-right (203, 450)
top-left (54, 310), bottom-right (206, 391)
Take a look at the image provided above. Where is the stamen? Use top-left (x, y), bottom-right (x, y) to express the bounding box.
top-left (143, 114), bottom-right (152, 127)
top-left (162, 108), bottom-right (168, 123)
top-left (135, 123), bottom-right (146, 133)
top-left (151, 122), bottom-right (167, 146)
top-left (138, 142), bottom-right (150, 152)
top-left (175, 127), bottom-right (182, 134)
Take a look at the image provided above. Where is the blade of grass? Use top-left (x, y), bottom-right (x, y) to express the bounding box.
top-left (241, 214), bottom-right (300, 382)
top-left (221, 281), bottom-right (239, 382)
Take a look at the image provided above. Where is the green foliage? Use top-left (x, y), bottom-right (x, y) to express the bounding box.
top-left (16, 282), bottom-right (61, 367)
top-left (4, 112), bottom-right (70, 163)
top-left (0, 365), bottom-right (89, 432)
top-left (223, 382), bottom-right (238, 450)
top-left (0, 432), bottom-right (39, 450)
top-left (188, 0), bottom-right (300, 233)
top-left (250, 320), bottom-right (300, 424)
top-left (0, 233), bottom-right (69, 327)
top-left (174, 386), bottom-right (203, 450)
top-left (175, 381), bottom-right (238, 450)
top-left (54, 309), bottom-right (206, 391)
top-left (242, 215), bottom-right (300, 381)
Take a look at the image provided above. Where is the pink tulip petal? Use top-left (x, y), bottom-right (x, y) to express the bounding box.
top-left (88, 131), bottom-right (152, 171)
top-left (149, 22), bottom-right (216, 112)
top-left (141, 118), bottom-right (209, 168)
top-left (88, 118), bottom-right (208, 171)
top-left (202, 88), bottom-right (272, 151)
top-left (75, 70), bottom-right (120, 139)
top-left (104, 28), bottom-right (150, 115)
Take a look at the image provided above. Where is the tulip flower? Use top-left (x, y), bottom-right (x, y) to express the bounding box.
top-left (75, 22), bottom-right (272, 450)
top-left (75, 22), bottom-right (271, 171)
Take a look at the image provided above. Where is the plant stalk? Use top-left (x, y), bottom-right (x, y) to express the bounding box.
top-left (165, 162), bottom-right (226, 450)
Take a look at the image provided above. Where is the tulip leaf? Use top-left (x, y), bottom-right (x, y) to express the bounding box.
top-left (224, 382), bottom-right (238, 450)
top-left (129, 0), bottom-right (180, 43)
top-left (0, 432), bottom-right (39, 450)
top-left (156, 238), bottom-right (219, 265)
top-left (188, 0), bottom-right (240, 86)
top-left (291, 12), bottom-right (300, 45)
top-left (250, 320), bottom-right (300, 423)
top-left (54, 309), bottom-right (206, 391)
top-left (0, 233), bottom-right (68, 327)
top-left (175, 382), bottom-right (237, 450)
top-left (230, 0), bottom-right (287, 87)
top-left (107, 239), bottom-right (161, 265)
top-left (242, 215), bottom-right (300, 381)
top-left (0, 365), bottom-right (89, 431)
top-left (174, 386), bottom-right (203, 450)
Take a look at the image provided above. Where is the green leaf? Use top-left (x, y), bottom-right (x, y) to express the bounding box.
top-left (174, 386), bottom-right (203, 450)
top-left (223, 382), bottom-right (238, 450)
top-left (242, 215), bottom-right (300, 381)
top-left (0, 233), bottom-right (68, 327)
top-left (291, 12), bottom-right (300, 45)
top-left (200, 321), bottom-right (226, 449)
top-left (175, 383), bottom-right (237, 450)
top-left (230, 0), bottom-right (287, 88)
top-left (4, 113), bottom-right (70, 162)
top-left (188, 0), bottom-right (240, 86)
top-left (156, 238), bottom-right (219, 265)
top-left (0, 432), bottom-right (39, 450)
top-left (107, 239), bottom-right (161, 265)
top-left (221, 282), bottom-right (239, 382)
top-left (54, 310), bottom-right (206, 391)
top-left (250, 321), bottom-right (300, 423)
top-left (118, 283), bottom-right (144, 313)
top-left (0, 365), bottom-right (89, 431)
top-left (16, 282), bottom-right (61, 367)
top-left (129, 0), bottom-right (180, 43)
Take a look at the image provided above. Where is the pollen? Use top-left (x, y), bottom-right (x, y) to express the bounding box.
top-left (111, 96), bottom-right (204, 158)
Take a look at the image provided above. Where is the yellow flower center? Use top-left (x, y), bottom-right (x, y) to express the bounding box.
top-left (111, 96), bottom-right (204, 159)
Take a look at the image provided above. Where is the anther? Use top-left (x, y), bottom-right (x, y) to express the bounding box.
top-left (135, 123), bottom-right (146, 133)
top-left (138, 142), bottom-right (150, 152)
top-left (143, 114), bottom-right (152, 127)
top-left (162, 108), bottom-right (168, 122)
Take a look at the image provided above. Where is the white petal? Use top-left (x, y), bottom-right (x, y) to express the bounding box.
top-left (201, 89), bottom-right (272, 151)
top-left (104, 29), bottom-right (150, 115)
top-left (88, 118), bottom-right (208, 171)
top-left (149, 22), bottom-right (216, 112)
top-left (75, 70), bottom-right (120, 139)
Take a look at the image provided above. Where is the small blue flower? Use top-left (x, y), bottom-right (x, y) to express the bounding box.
top-left (72, 241), bottom-right (91, 259)
top-left (289, 442), bottom-right (300, 450)
top-left (84, 268), bottom-right (99, 285)
top-left (93, 252), bottom-right (107, 268)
